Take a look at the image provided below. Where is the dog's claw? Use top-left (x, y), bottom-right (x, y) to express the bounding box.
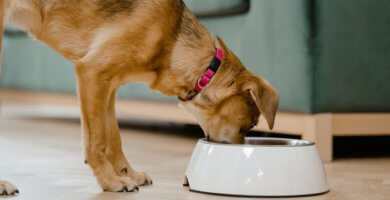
top-left (120, 186), bottom-right (128, 192)
top-left (0, 180), bottom-right (18, 196)
top-left (118, 185), bottom-right (138, 192)
top-left (8, 189), bottom-right (19, 195)
top-left (141, 179), bottom-right (152, 186)
top-left (132, 171), bottom-right (152, 186)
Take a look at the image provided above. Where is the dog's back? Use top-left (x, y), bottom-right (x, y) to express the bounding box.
top-left (2, 0), bottom-right (187, 62)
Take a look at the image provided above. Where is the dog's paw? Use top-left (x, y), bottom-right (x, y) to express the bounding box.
top-left (102, 176), bottom-right (139, 192)
top-left (0, 180), bottom-right (19, 196)
top-left (129, 171), bottom-right (153, 186)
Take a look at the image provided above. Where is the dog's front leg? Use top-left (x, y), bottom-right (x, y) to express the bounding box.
top-left (0, 179), bottom-right (18, 195)
top-left (105, 90), bottom-right (153, 186)
top-left (75, 63), bottom-right (138, 192)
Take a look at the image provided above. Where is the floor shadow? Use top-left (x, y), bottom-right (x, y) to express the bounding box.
top-left (334, 135), bottom-right (390, 158)
top-left (10, 116), bottom-right (390, 159)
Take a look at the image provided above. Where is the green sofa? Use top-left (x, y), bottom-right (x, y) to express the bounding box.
top-left (2, 0), bottom-right (390, 161)
top-left (3, 0), bottom-right (389, 113)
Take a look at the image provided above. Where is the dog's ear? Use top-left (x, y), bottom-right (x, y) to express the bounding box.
top-left (242, 77), bottom-right (279, 129)
top-left (215, 36), bottom-right (228, 52)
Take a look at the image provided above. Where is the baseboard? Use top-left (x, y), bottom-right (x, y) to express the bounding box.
top-left (1, 89), bottom-right (390, 137)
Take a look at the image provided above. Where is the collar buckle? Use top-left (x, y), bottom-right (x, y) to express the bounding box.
top-left (178, 47), bottom-right (223, 101)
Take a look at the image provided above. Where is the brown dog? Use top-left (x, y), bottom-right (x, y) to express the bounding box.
top-left (0, 0), bottom-right (279, 195)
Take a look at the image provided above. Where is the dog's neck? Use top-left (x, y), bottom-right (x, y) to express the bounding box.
top-left (150, 7), bottom-right (218, 100)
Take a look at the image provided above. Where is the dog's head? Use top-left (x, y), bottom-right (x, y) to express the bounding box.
top-left (180, 37), bottom-right (279, 144)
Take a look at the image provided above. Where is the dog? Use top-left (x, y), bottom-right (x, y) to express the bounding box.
top-left (0, 0), bottom-right (279, 195)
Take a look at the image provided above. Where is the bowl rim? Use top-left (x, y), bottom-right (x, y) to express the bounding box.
top-left (198, 137), bottom-right (315, 147)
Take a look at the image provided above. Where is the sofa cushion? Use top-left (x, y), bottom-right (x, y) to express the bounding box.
top-left (314, 0), bottom-right (390, 112)
top-left (199, 0), bottom-right (312, 113)
top-left (184, 0), bottom-right (249, 17)
top-left (0, 36), bottom-right (175, 102)
top-left (1, 1), bottom-right (312, 112)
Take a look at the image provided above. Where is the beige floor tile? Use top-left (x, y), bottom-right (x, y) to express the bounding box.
top-left (0, 117), bottom-right (389, 200)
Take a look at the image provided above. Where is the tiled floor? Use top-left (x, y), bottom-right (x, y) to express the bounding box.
top-left (0, 116), bottom-right (390, 200)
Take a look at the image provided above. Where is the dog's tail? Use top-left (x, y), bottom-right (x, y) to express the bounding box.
top-left (0, 0), bottom-right (6, 64)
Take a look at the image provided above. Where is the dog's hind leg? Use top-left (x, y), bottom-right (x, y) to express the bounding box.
top-left (75, 62), bottom-right (138, 192)
top-left (105, 89), bottom-right (152, 186)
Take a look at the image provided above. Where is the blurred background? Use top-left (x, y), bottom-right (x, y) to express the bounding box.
top-left (1, 0), bottom-right (390, 199)
top-left (1, 0), bottom-right (390, 161)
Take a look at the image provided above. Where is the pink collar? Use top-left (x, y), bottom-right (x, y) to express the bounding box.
top-left (179, 47), bottom-right (224, 101)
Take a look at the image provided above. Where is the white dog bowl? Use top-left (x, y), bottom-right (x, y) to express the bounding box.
top-left (184, 137), bottom-right (328, 197)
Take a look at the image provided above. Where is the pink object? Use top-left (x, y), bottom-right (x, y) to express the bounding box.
top-left (199, 76), bottom-right (211, 87)
top-left (216, 47), bottom-right (224, 61)
top-left (195, 83), bottom-right (202, 92)
top-left (204, 69), bottom-right (215, 77)
top-left (194, 48), bottom-right (224, 92)
top-left (179, 47), bottom-right (224, 101)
